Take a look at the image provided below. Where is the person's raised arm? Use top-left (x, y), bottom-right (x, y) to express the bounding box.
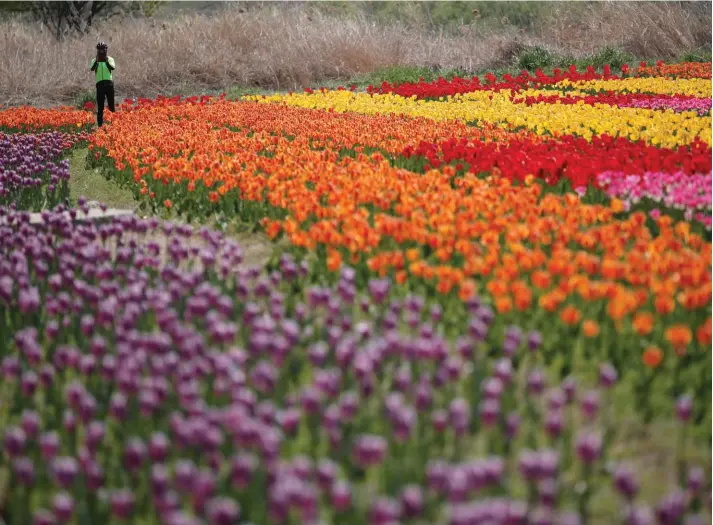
top-left (106, 56), bottom-right (115, 72)
top-left (90, 58), bottom-right (98, 72)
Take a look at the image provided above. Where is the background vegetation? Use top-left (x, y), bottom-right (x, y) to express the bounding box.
top-left (0, 1), bottom-right (710, 106)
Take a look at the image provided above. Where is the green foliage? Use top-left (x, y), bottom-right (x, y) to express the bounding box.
top-left (515, 45), bottom-right (636, 74)
top-left (679, 48), bottom-right (713, 63)
top-left (226, 86), bottom-right (273, 100)
top-left (466, 1), bottom-right (554, 29)
top-left (352, 65), bottom-right (470, 87)
top-left (585, 46), bottom-right (635, 70)
top-left (355, 65), bottom-right (434, 86)
top-left (516, 46), bottom-right (556, 71)
top-left (139, 0), bottom-right (164, 17)
top-left (73, 90), bottom-right (95, 109)
top-left (0, 2), bottom-right (34, 13)
top-left (311, 1), bottom-right (559, 31)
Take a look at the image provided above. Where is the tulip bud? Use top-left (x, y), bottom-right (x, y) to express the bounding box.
top-left (331, 480), bottom-right (352, 511)
top-left (599, 363), bottom-right (618, 388)
top-left (613, 465), bottom-right (639, 500)
top-left (110, 489), bottom-right (136, 520)
top-left (52, 492), bottom-right (74, 524)
top-left (676, 395), bottom-right (693, 422)
top-left (575, 432), bottom-right (602, 464)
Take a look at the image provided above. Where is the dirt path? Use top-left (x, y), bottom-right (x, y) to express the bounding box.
top-left (68, 147), bottom-right (277, 268)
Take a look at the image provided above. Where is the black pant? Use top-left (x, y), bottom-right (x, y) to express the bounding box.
top-left (96, 80), bottom-right (115, 126)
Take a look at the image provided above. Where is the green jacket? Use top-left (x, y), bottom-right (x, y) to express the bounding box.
top-left (90, 56), bottom-right (115, 83)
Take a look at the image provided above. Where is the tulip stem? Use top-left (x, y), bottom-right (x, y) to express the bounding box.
top-left (578, 464), bottom-right (592, 525)
top-left (676, 422), bottom-right (688, 487)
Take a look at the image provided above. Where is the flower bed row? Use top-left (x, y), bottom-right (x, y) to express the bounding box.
top-left (366, 62), bottom-right (712, 98)
top-left (401, 135), bottom-right (712, 189)
top-left (251, 91), bottom-right (711, 148)
top-left (510, 93), bottom-right (711, 116)
top-left (0, 206), bottom-right (709, 525)
top-left (597, 171), bottom-right (712, 229)
top-left (0, 132), bottom-right (89, 211)
top-left (0, 107), bottom-right (94, 133)
top-left (84, 103), bottom-right (712, 367)
top-left (555, 77), bottom-right (711, 98)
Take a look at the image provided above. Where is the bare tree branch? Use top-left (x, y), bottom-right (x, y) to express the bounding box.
top-left (32, 1), bottom-right (118, 41)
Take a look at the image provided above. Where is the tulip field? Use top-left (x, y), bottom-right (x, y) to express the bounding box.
top-left (0, 61), bottom-right (711, 525)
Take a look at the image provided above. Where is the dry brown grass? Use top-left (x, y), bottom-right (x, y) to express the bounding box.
top-left (0, 2), bottom-right (709, 106)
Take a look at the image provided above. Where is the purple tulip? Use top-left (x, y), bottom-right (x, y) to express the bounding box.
top-left (613, 465), bottom-right (639, 500)
top-left (479, 399), bottom-right (500, 427)
top-left (555, 511), bottom-right (581, 525)
top-left (40, 431), bottom-right (60, 460)
top-left (110, 489), bottom-right (136, 519)
top-left (544, 410), bottom-right (564, 438)
top-left (505, 412), bottom-right (521, 440)
top-left (539, 449), bottom-right (560, 479)
top-left (316, 459), bottom-right (337, 489)
top-left (52, 492), bottom-right (74, 524)
top-left (206, 497), bottom-right (241, 525)
top-left (20, 410), bottom-right (41, 438)
top-left (109, 392), bottom-right (129, 421)
top-left (538, 478), bottom-right (558, 507)
top-left (468, 317), bottom-right (488, 341)
top-left (13, 456), bottom-right (35, 486)
top-left (4, 426), bottom-right (26, 457)
top-left (482, 377), bottom-right (504, 399)
top-left (124, 437), bottom-right (147, 471)
top-left (21, 370), bottom-right (39, 397)
top-left (676, 395), bottom-right (693, 422)
top-left (527, 369), bottom-right (546, 395)
top-left (368, 278), bottom-right (391, 304)
top-left (353, 435), bottom-right (387, 467)
top-left (432, 409), bottom-right (448, 433)
top-left (331, 480), bottom-right (352, 511)
top-left (580, 391), bottom-right (600, 419)
top-left (494, 358), bottom-right (513, 384)
top-left (450, 398), bottom-right (471, 434)
top-left (85, 421), bottom-right (105, 451)
top-left (599, 363), bottom-right (618, 388)
top-left (687, 466), bottom-right (705, 493)
top-left (527, 330), bottom-right (543, 351)
top-left (548, 389), bottom-right (566, 410)
top-left (575, 432), bottom-right (602, 464)
top-left (625, 505), bottom-right (654, 525)
top-left (530, 506), bottom-right (554, 525)
top-left (655, 491), bottom-right (686, 525)
top-left (33, 509), bottom-right (56, 525)
top-left (401, 485), bottom-right (424, 517)
top-left (174, 459), bottom-right (197, 492)
top-left (148, 432), bottom-right (170, 462)
top-left (369, 497), bottom-right (402, 525)
top-left (52, 457), bottom-right (79, 488)
top-left (562, 376), bottom-right (576, 403)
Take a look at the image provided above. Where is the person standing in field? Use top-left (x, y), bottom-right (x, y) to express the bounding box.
top-left (90, 42), bottom-right (116, 127)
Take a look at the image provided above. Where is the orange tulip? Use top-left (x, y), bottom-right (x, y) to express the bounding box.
top-left (642, 346), bottom-right (664, 368)
top-left (560, 305), bottom-right (582, 326)
top-left (665, 324), bottom-right (692, 354)
top-left (582, 319), bottom-right (600, 337)
top-left (696, 318), bottom-right (712, 346)
top-left (495, 296), bottom-right (513, 314)
top-left (654, 294), bottom-right (675, 315)
top-left (632, 312), bottom-right (654, 335)
top-left (459, 279), bottom-right (477, 301)
top-left (327, 249), bottom-right (342, 271)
